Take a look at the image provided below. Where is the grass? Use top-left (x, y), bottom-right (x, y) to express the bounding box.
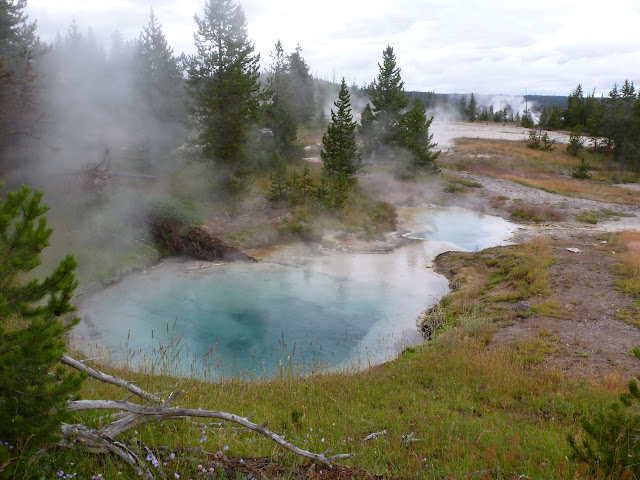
top-left (575, 209), bottom-right (636, 224)
top-left (508, 203), bottom-right (566, 223)
top-left (443, 138), bottom-right (640, 206)
top-left (12, 237), bottom-right (624, 479)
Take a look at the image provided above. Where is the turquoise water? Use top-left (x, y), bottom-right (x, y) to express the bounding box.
top-left (76, 207), bottom-right (517, 378)
top-left (410, 207), bottom-right (516, 251)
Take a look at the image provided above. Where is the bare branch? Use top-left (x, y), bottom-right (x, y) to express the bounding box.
top-left (60, 424), bottom-right (156, 480)
top-left (61, 354), bottom-right (162, 404)
top-left (67, 399), bottom-right (353, 464)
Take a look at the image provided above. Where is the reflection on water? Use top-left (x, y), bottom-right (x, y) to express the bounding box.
top-left (76, 207), bottom-right (517, 378)
top-left (408, 207), bottom-right (517, 251)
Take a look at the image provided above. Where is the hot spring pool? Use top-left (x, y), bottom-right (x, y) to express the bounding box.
top-left (75, 207), bottom-right (518, 378)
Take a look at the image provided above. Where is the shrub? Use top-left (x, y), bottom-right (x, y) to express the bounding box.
top-left (571, 156), bottom-right (592, 179)
top-left (569, 347), bottom-right (640, 477)
top-left (144, 193), bottom-right (206, 226)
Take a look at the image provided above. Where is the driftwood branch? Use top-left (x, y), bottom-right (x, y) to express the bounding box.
top-left (67, 399), bottom-right (353, 464)
top-left (61, 354), bottom-right (353, 471)
top-left (61, 354), bottom-right (162, 404)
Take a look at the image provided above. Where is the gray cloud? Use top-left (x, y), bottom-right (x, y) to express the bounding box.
top-left (25, 0), bottom-right (640, 95)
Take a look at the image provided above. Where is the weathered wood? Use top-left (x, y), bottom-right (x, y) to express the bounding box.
top-left (60, 355), bottom-right (353, 470)
top-left (61, 354), bottom-right (162, 404)
top-left (67, 398), bottom-right (354, 464)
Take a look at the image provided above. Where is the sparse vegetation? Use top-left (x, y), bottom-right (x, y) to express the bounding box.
top-left (508, 203), bottom-right (565, 223)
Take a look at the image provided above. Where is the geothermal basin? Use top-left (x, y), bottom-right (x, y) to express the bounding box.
top-left (76, 207), bottom-right (518, 378)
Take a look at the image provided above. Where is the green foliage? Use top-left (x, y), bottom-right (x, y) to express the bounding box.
top-left (360, 45), bottom-right (408, 153)
top-left (397, 96), bottom-right (441, 175)
top-left (144, 193), bottom-right (206, 226)
top-left (185, 0), bottom-right (261, 170)
top-left (135, 9), bottom-right (185, 126)
top-left (321, 78), bottom-right (361, 181)
top-left (571, 156), bottom-right (592, 179)
top-left (318, 171), bottom-right (350, 211)
top-left (288, 167), bottom-right (315, 206)
top-left (0, 185), bottom-right (85, 452)
top-left (521, 109), bottom-right (534, 128)
top-left (527, 128), bottom-right (554, 151)
top-left (268, 152), bottom-right (288, 200)
top-left (263, 40), bottom-right (304, 163)
top-left (466, 93), bottom-right (477, 121)
top-left (566, 125), bottom-right (585, 156)
top-left (569, 347), bottom-right (640, 477)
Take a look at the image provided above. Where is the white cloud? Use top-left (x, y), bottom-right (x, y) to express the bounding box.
top-left (25, 0), bottom-right (640, 95)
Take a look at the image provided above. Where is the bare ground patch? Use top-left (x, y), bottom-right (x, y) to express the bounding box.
top-left (489, 233), bottom-right (640, 380)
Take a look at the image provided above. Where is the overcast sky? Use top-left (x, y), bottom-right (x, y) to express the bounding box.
top-left (24, 0), bottom-right (640, 96)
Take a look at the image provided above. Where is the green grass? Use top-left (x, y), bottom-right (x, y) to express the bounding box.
top-left (576, 208), bottom-right (636, 224)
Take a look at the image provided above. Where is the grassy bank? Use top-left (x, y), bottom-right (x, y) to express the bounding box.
top-left (28, 238), bottom-right (630, 480)
top-left (443, 139), bottom-right (640, 206)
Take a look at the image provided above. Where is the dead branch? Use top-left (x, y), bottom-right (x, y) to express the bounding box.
top-left (60, 424), bottom-right (156, 480)
top-left (61, 354), bottom-right (162, 404)
top-left (67, 399), bottom-right (353, 464)
top-left (60, 354), bottom-right (353, 473)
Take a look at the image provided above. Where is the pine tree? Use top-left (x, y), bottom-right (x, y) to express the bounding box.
top-left (287, 43), bottom-right (314, 123)
top-left (136, 9), bottom-right (184, 123)
top-left (321, 78), bottom-right (361, 181)
top-left (361, 45), bottom-right (408, 153)
top-left (264, 40), bottom-right (300, 162)
top-left (466, 93), bottom-right (477, 121)
top-left (398, 97), bottom-right (440, 174)
top-left (185, 0), bottom-right (261, 181)
top-left (0, 185), bottom-right (85, 449)
top-left (0, 0), bottom-right (41, 160)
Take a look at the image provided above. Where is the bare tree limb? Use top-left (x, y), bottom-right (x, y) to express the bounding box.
top-left (60, 424), bottom-right (156, 480)
top-left (67, 399), bottom-right (353, 464)
top-left (61, 354), bottom-right (162, 404)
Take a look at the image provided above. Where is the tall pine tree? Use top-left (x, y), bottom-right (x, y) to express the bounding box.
top-left (360, 45), bottom-right (408, 155)
top-left (264, 40), bottom-right (300, 162)
top-left (185, 0), bottom-right (261, 188)
top-left (321, 78), bottom-right (361, 181)
top-left (136, 9), bottom-right (184, 124)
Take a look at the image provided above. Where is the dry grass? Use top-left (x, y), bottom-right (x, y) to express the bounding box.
top-left (614, 231), bottom-right (640, 296)
top-left (508, 203), bottom-right (566, 223)
top-left (444, 139), bottom-right (640, 206)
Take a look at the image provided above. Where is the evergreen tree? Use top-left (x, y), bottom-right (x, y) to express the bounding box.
top-left (547, 104), bottom-right (563, 130)
top-left (458, 96), bottom-right (467, 119)
top-left (321, 78), bottom-right (361, 181)
top-left (287, 43), bottom-right (314, 123)
top-left (398, 97), bottom-right (440, 174)
top-left (0, 0), bottom-right (41, 160)
top-left (466, 93), bottom-right (477, 121)
top-left (264, 40), bottom-right (301, 162)
top-left (521, 109), bottom-right (534, 128)
top-left (136, 9), bottom-right (184, 124)
top-left (0, 185), bottom-right (84, 449)
top-left (538, 106), bottom-right (549, 129)
top-left (360, 45), bottom-right (408, 154)
top-left (185, 0), bottom-right (261, 186)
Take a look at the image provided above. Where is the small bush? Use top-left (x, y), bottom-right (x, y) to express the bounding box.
top-left (569, 347), bottom-right (640, 477)
top-left (509, 204), bottom-right (565, 223)
top-left (144, 193), bottom-right (206, 227)
top-left (571, 156), bottom-right (592, 179)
